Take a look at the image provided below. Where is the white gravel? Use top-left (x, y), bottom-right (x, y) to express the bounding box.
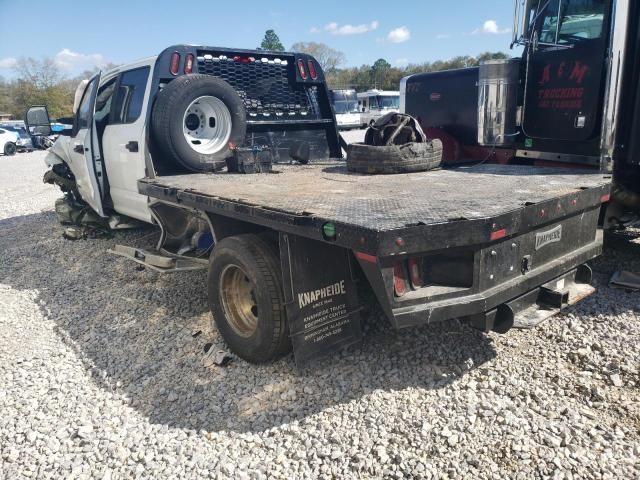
top-left (1, 150), bottom-right (639, 479)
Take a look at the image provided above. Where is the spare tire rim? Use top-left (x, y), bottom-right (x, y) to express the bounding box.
top-left (182, 95), bottom-right (232, 155)
top-left (219, 264), bottom-right (259, 338)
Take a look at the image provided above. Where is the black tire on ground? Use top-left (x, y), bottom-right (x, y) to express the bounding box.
top-left (346, 139), bottom-right (443, 174)
top-left (3, 142), bottom-right (17, 156)
top-left (208, 234), bottom-right (291, 363)
top-left (151, 74), bottom-right (247, 173)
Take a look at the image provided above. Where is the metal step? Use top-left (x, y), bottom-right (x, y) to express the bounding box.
top-left (107, 245), bottom-right (207, 273)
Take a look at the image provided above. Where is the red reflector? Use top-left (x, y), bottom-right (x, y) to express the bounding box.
top-left (184, 54), bottom-right (194, 74)
top-left (297, 59), bottom-right (307, 79)
top-left (393, 263), bottom-right (408, 297)
top-left (490, 228), bottom-right (507, 241)
top-left (355, 251), bottom-right (377, 264)
top-left (407, 258), bottom-right (422, 288)
top-left (170, 52), bottom-right (180, 75)
top-left (307, 60), bottom-right (317, 79)
top-left (600, 193), bottom-right (611, 203)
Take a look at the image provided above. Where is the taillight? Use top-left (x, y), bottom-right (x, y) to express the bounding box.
top-left (407, 258), bottom-right (423, 288)
top-left (297, 59), bottom-right (307, 79)
top-left (184, 54), bottom-right (194, 74)
top-left (393, 263), bottom-right (408, 297)
top-left (170, 52), bottom-right (180, 75)
top-left (307, 60), bottom-right (317, 79)
top-left (233, 55), bottom-right (255, 64)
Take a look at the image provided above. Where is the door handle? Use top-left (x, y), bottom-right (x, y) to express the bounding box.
top-left (73, 144), bottom-right (85, 153)
top-left (125, 141), bottom-right (139, 153)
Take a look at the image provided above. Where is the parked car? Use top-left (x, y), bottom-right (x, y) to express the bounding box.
top-left (0, 127), bottom-right (18, 156)
top-left (0, 124), bottom-right (34, 152)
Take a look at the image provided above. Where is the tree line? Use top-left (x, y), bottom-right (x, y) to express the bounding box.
top-left (0, 30), bottom-right (509, 120)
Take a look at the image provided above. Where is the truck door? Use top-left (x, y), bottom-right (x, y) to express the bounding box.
top-left (68, 74), bottom-right (105, 216)
top-left (101, 66), bottom-right (152, 222)
top-left (522, 0), bottom-right (612, 142)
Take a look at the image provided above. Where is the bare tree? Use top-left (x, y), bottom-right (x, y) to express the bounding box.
top-left (290, 42), bottom-right (346, 73)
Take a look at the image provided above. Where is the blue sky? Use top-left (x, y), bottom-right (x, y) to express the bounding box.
top-left (0, 0), bottom-right (516, 78)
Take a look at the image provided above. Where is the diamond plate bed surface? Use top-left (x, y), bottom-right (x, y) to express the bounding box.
top-left (143, 163), bottom-right (610, 232)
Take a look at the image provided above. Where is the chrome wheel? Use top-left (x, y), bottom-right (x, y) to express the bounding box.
top-left (219, 264), bottom-right (259, 338)
top-left (182, 95), bottom-right (232, 155)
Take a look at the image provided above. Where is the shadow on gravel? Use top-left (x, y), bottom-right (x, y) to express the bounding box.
top-left (1, 211), bottom-right (498, 434)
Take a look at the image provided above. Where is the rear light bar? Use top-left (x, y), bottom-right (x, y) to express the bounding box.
top-left (184, 54), bottom-right (194, 74)
top-left (170, 52), bottom-right (180, 75)
top-left (297, 59), bottom-right (307, 79)
top-left (307, 60), bottom-right (317, 79)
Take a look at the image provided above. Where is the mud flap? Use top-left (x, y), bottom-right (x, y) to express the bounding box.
top-left (107, 245), bottom-right (207, 273)
top-left (279, 233), bottom-right (362, 367)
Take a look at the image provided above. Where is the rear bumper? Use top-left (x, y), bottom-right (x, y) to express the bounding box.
top-left (390, 233), bottom-right (601, 329)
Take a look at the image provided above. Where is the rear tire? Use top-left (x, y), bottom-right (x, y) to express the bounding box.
top-left (3, 142), bottom-right (16, 156)
top-left (208, 234), bottom-right (291, 363)
top-left (151, 74), bottom-right (247, 172)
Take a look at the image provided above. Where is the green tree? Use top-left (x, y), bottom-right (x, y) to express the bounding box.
top-left (259, 30), bottom-right (285, 52)
top-left (370, 58), bottom-right (391, 89)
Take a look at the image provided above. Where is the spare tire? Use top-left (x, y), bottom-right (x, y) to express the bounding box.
top-left (151, 74), bottom-right (246, 172)
top-left (346, 140), bottom-right (443, 174)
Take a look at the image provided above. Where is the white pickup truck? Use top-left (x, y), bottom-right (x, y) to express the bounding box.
top-left (27, 44), bottom-right (610, 367)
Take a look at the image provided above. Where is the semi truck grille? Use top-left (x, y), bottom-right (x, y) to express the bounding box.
top-left (196, 51), bottom-right (320, 120)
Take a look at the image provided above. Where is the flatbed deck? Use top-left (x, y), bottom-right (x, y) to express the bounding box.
top-left (139, 163), bottom-right (610, 255)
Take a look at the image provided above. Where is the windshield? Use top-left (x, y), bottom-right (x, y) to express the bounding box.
top-left (376, 95), bottom-right (400, 109)
top-left (330, 91), bottom-right (359, 114)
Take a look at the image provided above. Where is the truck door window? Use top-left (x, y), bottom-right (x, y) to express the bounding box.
top-left (74, 77), bottom-right (99, 135)
top-left (537, 0), bottom-right (606, 45)
top-left (112, 67), bottom-right (150, 124)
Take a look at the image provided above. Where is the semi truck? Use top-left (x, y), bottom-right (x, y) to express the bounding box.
top-left (401, 0), bottom-right (640, 228)
top-left (26, 43), bottom-right (610, 367)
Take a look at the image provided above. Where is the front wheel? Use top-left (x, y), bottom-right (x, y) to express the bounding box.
top-left (3, 142), bottom-right (16, 156)
top-left (208, 234), bottom-right (291, 363)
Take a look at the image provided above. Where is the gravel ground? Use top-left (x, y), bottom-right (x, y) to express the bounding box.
top-left (1, 150), bottom-right (639, 479)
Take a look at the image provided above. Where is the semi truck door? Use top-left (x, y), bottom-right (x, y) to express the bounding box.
top-left (67, 74), bottom-right (105, 216)
top-left (522, 0), bottom-right (611, 142)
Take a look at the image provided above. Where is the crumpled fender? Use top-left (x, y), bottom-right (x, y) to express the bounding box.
top-left (44, 135), bottom-right (72, 168)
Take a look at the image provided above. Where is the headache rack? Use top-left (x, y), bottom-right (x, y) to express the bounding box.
top-left (196, 50), bottom-right (321, 121)
top-left (152, 45), bottom-right (342, 159)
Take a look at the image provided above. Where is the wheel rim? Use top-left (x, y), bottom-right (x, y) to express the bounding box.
top-left (182, 95), bottom-right (232, 155)
top-left (5, 143), bottom-right (16, 155)
top-left (219, 264), bottom-right (259, 338)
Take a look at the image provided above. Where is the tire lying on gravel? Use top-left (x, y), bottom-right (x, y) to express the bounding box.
top-left (208, 234), bottom-right (291, 363)
top-left (346, 139), bottom-right (443, 174)
top-left (3, 142), bottom-right (17, 156)
top-left (151, 74), bottom-right (247, 173)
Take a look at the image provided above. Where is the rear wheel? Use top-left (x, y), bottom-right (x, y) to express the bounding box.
top-left (3, 142), bottom-right (16, 156)
top-left (208, 234), bottom-right (291, 363)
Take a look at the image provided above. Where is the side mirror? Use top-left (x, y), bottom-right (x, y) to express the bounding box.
top-left (511, 0), bottom-right (534, 48)
top-left (25, 105), bottom-right (52, 136)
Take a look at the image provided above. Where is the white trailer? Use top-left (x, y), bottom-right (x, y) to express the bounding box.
top-left (357, 90), bottom-right (400, 127)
